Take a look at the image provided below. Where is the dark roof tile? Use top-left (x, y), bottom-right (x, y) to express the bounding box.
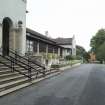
top-left (53, 38), bottom-right (72, 45)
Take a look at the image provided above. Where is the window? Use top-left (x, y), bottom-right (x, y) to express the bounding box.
top-left (26, 40), bottom-right (33, 52)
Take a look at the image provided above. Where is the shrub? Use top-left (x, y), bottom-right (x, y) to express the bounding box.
top-left (51, 64), bottom-right (60, 69)
top-left (65, 55), bottom-right (74, 60)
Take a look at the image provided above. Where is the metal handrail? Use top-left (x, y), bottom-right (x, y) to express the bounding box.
top-left (0, 49), bottom-right (46, 80)
top-left (9, 49), bottom-right (45, 69)
top-left (0, 55), bottom-right (31, 79)
top-left (9, 50), bottom-right (45, 74)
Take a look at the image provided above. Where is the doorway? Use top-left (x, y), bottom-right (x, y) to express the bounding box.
top-left (2, 17), bottom-right (12, 56)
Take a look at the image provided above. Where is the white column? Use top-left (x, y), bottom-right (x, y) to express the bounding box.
top-left (58, 48), bottom-right (60, 56)
top-left (53, 47), bottom-right (55, 54)
top-left (63, 49), bottom-right (65, 58)
top-left (0, 25), bottom-right (2, 54)
top-left (37, 41), bottom-right (39, 55)
top-left (0, 25), bottom-right (2, 48)
top-left (46, 44), bottom-right (48, 58)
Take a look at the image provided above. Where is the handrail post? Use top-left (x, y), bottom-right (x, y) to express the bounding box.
top-left (28, 56), bottom-right (32, 80)
top-left (43, 67), bottom-right (46, 77)
top-left (15, 50), bottom-right (17, 64)
top-left (13, 57), bottom-right (15, 72)
top-left (11, 57), bottom-right (14, 72)
top-left (11, 57), bottom-right (13, 72)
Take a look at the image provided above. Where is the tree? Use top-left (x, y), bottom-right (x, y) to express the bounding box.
top-left (76, 45), bottom-right (85, 56)
top-left (96, 42), bottom-right (105, 62)
top-left (76, 45), bottom-right (89, 62)
top-left (90, 28), bottom-right (105, 62)
top-left (90, 29), bottom-right (105, 53)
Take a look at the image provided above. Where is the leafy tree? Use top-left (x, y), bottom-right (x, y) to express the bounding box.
top-left (65, 55), bottom-right (74, 60)
top-left (83, 52), bottom-right (90, 62)
top-left (76, 45), bottom-right (89, 62)
top-left (90, 29), bottom-right (105, 53)
top-left (76, 45), bottom-right (85, 56)
top-left (90, 28), bottom-right (105, 62)
top-left (96, 42), bottom-right (105, 62)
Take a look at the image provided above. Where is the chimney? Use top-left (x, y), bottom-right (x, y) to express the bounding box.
top-left (45, 31), bottom-right (48, 37)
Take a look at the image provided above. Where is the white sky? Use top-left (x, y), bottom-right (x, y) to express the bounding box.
top-left (26, 0), bottom-right (105, 51)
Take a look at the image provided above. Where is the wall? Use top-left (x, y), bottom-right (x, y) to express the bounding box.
top-left (0, 0), bottom-right (26, 55)
top-left (72, 35), bottom-right (76, 56)
top-left (59, 45), bottom-right (72, 57)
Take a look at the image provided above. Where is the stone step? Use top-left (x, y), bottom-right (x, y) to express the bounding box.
top-left (0, 71), bottom-right (42, 85)
top-left (0, 69), bottom-right (57, 86)
top-left (0, 72), bottom-right (19, 79)
top-left (0, 72), bottom-right (46, 92)
top-left (0, 78), bottom-right (29, 92)
top-left (0, 71), bottom-right (60, 97)
top-left (0, 56), bottom-right (56, 96)
top-left (0, 70), bottom-right (12, 75)
top-left (0, 75), bottom-right (25, 85)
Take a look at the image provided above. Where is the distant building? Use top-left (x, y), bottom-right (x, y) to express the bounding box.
top-left (53, 35), bottom-right (76, 56)
top-left (26, 28), bottom-right (75, 58)
top-left (26, 28), bottom-right (77, 66)
top-left (90, 52), bottom-right (96, 62)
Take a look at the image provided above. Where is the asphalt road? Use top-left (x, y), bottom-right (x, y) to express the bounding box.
top-left (0, 64), bottom-right (105, 105)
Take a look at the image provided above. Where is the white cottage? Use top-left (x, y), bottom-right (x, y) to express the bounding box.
top-left (0, 0), bottom-right (26, 56)
top-left (54, 35), bottom-right (76, 56)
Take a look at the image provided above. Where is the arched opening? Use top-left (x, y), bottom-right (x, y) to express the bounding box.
top-left (2, 17), bottom-right (12, 56)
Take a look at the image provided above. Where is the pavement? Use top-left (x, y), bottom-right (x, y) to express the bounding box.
top-left (0, 64), bottom-right (105, 105)
top-left (60, 63), bottom-right (81, 71)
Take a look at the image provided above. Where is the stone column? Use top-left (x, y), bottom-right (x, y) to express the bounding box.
top-left (10, 30), bottom-right (16, 51)
top-left (15, 26), bottom-right (26, 56)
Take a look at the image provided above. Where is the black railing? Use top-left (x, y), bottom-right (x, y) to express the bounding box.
top-left (9, 49), bottom-right (46, 78)
top-left (0, 54), bottom-right (32, 79)
top-left (0, 49), bottom-right (46, 80)
top-left (9, 49), bottom-right (45, 69)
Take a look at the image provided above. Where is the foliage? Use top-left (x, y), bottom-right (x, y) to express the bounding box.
top-left (47, 53), bottom-right (52, 59)
top-left (41, 53), bottom-right (59, 60)
top-left (83, 52), bottom-right (90, 62)
top-left (76, 45), bottom-right (85, 56)
top-left (76, 45), bottom-right (89, 62)
top-left (51, 64), bottom-right (60, 69)
top-left (65, 55), bottom-right (74, 60)
top-left (90, 29), bottom-right (105, 53)
top-left (90, 28), bottom-right (105, 62)
top-left (96, 42), bottom-right (105, 62)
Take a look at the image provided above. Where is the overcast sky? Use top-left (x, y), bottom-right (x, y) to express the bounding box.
top-left (26, 0), bottom-right (105, 51)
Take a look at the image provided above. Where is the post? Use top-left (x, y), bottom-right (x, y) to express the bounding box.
top-left (46, 44), bottom-right (48, 58)
top-left (58, 48), bottom-right (60, 56)
top-left (53, 47), bottom-right (55, 55)
top-left (37, 41), bottom-right (39, 55)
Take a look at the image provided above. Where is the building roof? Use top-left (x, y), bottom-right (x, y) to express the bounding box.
top-left (26, 28), bottom-right (73, 49)
top-left (26, 28), bottom-right (57, 45)
top-left (53, 38), bottom-right (72, 45)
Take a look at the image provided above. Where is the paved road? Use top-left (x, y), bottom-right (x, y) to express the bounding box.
top-left (0, 64), bottom-right (105, 105)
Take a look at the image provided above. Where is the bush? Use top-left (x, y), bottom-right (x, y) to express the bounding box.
top-left (65, 55), bottom-right (75, 60)
top-left (51, 64), bottom-right (60, 69)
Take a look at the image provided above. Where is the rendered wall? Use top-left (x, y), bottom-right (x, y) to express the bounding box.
top-left (0, 0), bottom-right (26, 55)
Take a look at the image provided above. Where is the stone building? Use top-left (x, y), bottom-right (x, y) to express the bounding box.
top-left (0, 0), bottom-right (26, 56)
top-left (0, 0), bottom-right (76, 59)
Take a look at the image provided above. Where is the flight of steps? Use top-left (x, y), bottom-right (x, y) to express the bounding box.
top-left (0, 56), bottom-right (59, 96)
